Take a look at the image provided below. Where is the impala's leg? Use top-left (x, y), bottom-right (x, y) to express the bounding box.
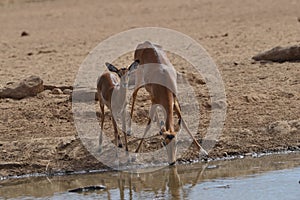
top-left (112, 117), bottom-right (122, 148)
top-left (99, 102), bottom-right (105, 148)
top-left (153, 109), bottom-right (161, 128)
top-left (135, 118), bottom-right (151, 153)
top-left (174, 97), bottom-right (182, 126)
top-left (173, 98), bottom-right (182, 132)
top-left (181, 118), bottom-right (208, 156)
top-left (172, 97), bottom-right (204, 151)
top-left (121, 109), bottom-right (129, 152)
top-left (135, 104), bottom-right (156, 153)
top-left (128, 87), bottom-right (142, 135)
top-left (130, 89), bottom-right (139, 119)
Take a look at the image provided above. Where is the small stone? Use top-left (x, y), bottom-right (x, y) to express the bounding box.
top-left (244, 153), bottom-right (252, 157)
top-left (268, 121), bottom-right (291, 135)
top-left (244, 93), bottom-right (267, 103)
top-left (21, 31), bottom-right (29, 37)
top-left (257, 75), bottom-right (268, 80)
top-left (222, 33), bottom-right (228, 37)
top-left (63, 89), bottom-right (72, 95)
top-left (288, 119), bottom-right (300, 129)
top-left (211, 100), bottom-right (227, 109)
top-left (203, 101), bottom-right (211, 109)
top-left (51, 88), bottom-right (63, 95)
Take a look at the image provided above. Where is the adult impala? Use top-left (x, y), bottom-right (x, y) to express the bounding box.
top-left (97, 61), bottom-right (138, 152)
top-left (131, 41), bottom-right (207, 165)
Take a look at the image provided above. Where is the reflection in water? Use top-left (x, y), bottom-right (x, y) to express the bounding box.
top-left (168, 166), bottom-right (182, 199)
top-left (110, 166), bottom-right (190, 200)
top-left (0, 152), bottom-right (300, 199)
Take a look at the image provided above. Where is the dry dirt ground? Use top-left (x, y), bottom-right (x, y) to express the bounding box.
top-left (0, 0), bottom-right (300, 177)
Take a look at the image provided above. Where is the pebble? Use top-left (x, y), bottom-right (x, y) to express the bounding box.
top-left (63, 89), bottom-right (72, 95)
top-left (51, 88), bottom-right (63, 95)
top-left (244, 153), bottom-right (252, 157)
top-left (21, 31), bottom-right (29, 37)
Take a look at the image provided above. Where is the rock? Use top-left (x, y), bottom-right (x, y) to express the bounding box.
top-left (268, 121), bottom-right (291, 134)
top-left (244, 93), bottom-right (267, 103)
top-left (38, 89), bottom-right (51, 96)
top-left (288, 119), bottom-right (300, 128)
top-left (21, 31), bottom-right (29, 37)
top-left (288, 119), bottom-right (300, 133)
top-left (72, 88), bottom-right (97, 102)
top-left (222, 33), bottom-right (228, 37)
top-left (203, 101), bottom-right (212, 109)
top-left (51, 88), bottom-right (63, 95)
top-left (63, 89), bottom-right (72, 95)
top-left (211, 100), bottom-right (227, 110)
top-left (244, 152), bottom-right (253, 157)
top-left (37, 50), bottom-right (57, 54)
top-left (69, 185), bottom-right (106, 193)
top-left (252, 45), bottom-right (300, 62)
top-left (0, 75), bottom-right (44, 99)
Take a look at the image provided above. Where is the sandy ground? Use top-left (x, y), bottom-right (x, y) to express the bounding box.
top-left (0, 0), bottom-right (300, 177)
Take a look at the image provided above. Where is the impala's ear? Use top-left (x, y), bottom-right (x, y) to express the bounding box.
top-left (105, 62), bottom-right (118, 73)
top-left (128, 60), bottom-right (139, 71)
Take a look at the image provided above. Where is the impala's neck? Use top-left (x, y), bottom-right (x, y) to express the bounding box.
top-left (113, 77), bottom-right (128, 109)
top-left (142, 47), bottom-right (162, 64)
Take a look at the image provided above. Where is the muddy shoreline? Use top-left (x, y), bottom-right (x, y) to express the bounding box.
top-left (1, 149), bottom-right (299, 181)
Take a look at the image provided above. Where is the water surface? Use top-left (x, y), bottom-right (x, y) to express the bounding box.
top-left (0, 152), bottom-right (299, 199)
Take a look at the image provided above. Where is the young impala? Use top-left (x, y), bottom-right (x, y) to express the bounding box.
top-left (97, 61), bottom-right (139, 152)
top-left (131, 41), bottom-right (207, 165)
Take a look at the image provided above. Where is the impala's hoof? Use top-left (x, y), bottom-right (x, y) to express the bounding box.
top-left (169, 161), bottom-right (176, 166)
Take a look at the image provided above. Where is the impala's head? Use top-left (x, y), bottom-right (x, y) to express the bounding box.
top-left (160, 127), bottom-right (177, 165)
top-left (105, 60), bottom-right (139, 87)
